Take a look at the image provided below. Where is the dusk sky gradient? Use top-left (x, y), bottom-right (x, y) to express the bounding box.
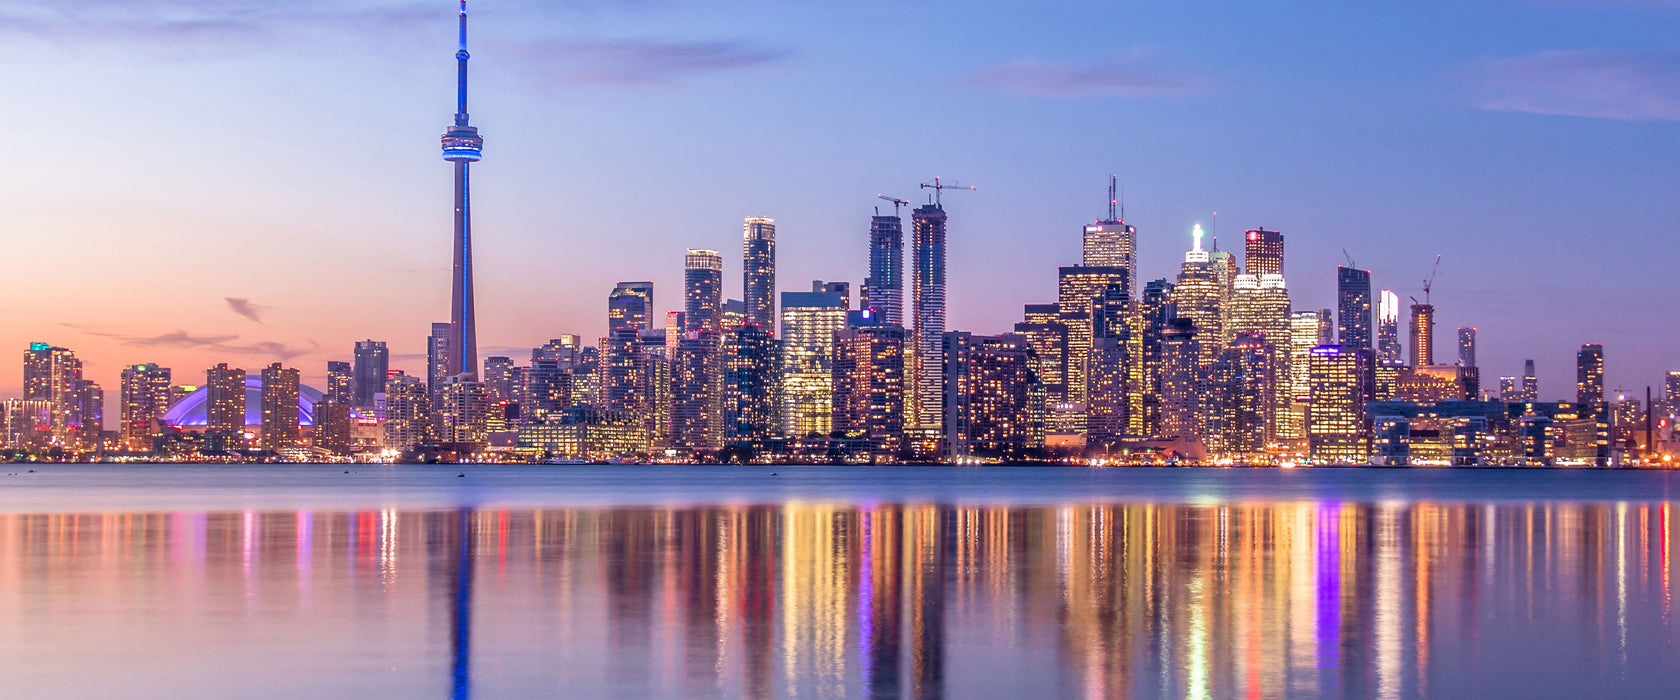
top-left (3, 0), bottom-right (1677, 409)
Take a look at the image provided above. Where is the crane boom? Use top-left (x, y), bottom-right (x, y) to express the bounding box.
top-left (919, 176), bottom-right (976, 206)
top-left (877, 194), bottom-right (909, 216)
top-left (1422, 254), bottom-right (1443, 304)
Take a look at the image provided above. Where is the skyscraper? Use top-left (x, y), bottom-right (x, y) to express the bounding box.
top-left (440, 0), bottom-right (484, 381)
top-left (352, 340), bottom-right (388, 409)
top-left (684, 249), bottom-right (723, 332)
top-left (1308, 345), bottom-right (1368, 463)
top-left (1287, 310), bottom-right (1333, 442)
top-left (1577, 344), bottom-right (1605, 404)
top-left (23, 343), bottom-right (82, 440)
top-left (437, 376), bottom-right (490, 444)
top-left (742, 218), bottom-right (776, 330)
top-left (1523, 359), bottom-right (1538, 402)
top-left (259, 362), bottom-right (301, 452)
top-left (910, 202), bottom-right (948, 430)
top-left (1057, 264), bottom-right (1129, 413)
top-left (205, 363), bottom-right (246, 437)
top-left (943, 332), bottom-right (1043, 459)
top-left (1083, 177), bottom-right (1138, 295)
top-left (1337, 266), bottom-right (1373, 351)
top-left (1243, 228), bottom-right (1284, 276)
top-left (671, 330), bottom-right (723, 454)
top-left (383, 374), bottom-right (433, 451)
top-left (1158, 318), bottom-right (1199, 441)
top-left (832, 325), bottom-right (906, 457)
top-left (427, 322), bottom-right (455, 407)
top-left (723, 324), bottom-right (779, 442)
top-left (1457, 327), bottom-right (1477, 367)
top-left (1228, 273), bottom-right (1292, 442)
top-left (864, 211), bottom-right (904, 326)
top-left (326, 361), bottom-right (354, 405)
top-left (1170, 224), bottom-right (1226, 366)
top-left (608, 282), bottom-right (655, 332)
top-left (119, 363), bottom-right (172, 451)
top-left (781, 287), bottom-right (847, 438)
top-left (1376, 290), bottom-right (1402, 364)
top-left (74, 379), bottom-right (101, 448)
top-left (1409, 302), bottom-right (1435, 367)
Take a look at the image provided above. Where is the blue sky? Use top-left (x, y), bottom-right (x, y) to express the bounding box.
top-left (0, 0), bottom-right (1676, 401)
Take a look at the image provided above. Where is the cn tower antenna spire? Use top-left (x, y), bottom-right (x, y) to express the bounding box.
top-left (455, 0), bottom-right (470, 126)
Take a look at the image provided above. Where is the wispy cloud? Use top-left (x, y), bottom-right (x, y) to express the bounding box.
top-left (129, 330), bottom-right (240, 349)
top-left (1472, 49), bottom-right (1680, 121)
top-left (225, 297), bottom-right (267, 323)
top-left (505, 39), bottom-right (790, 87)
top-left (217, 339), bottom-right (320, 360)
top-left (963, 50), bottom-right (1203, 98)
top-left (0, 1), bottom-right (430, 55)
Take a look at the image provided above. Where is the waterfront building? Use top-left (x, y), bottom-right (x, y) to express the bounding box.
top-left (517, 407), bottom-right (649, 460)
top-left (685, 249), bottom-right (723, 332)
top-left (1458, 327), bottom-right (1477, 367)
top-left (1243, 228), bottom-right (1283, 276)
top-left (780, 287), bottom-right (848, 438)
top-left (427, 322), bottom-right (454, 407)
top-left (1204, 333), bottom-right (1273, 456)
top-left (481, 356), bottom-right (515, 403)
top-left (1158, 318), bottom-right (1199, 441)
top-left (1394, 365), bottom-right (1479, 402)
top-left (864, 211), bottom-right (904, 326)
top-left (724, 324), bottom-right (780, 442)
top-left (382, 374), bottom-right (432, 451)
top-left (910, 203), bottom-right (948, 430)
top-left (832, 325), bottom-right (906, 456)
top-left (76, 380), bottom-right (102, 448)
top-left (1013, 319), bottom-right (1069, 412)
top-left (119, 363), bottom-right (172, 451)
top-left (436, 376), bottom-right (490, 444)
top-left (637, 330), bottom-right (671, 450)
top-left (670, 330), bottom-right (723, 455)
top-left (943, 332), bottom-right (1044, 459)
top-left (1577, 344), bottom-right (1605, 404)
top-left (607, 281), bottom-right (655, 332)
top-left (1308, 345), bottom-right (1368, 463)
top-left (204, 364), bottom-right (247, 439)
top-left (600, 328), bottom-right (643, 416)
top-left (1135, 279), bottom-right (1174, 437)
top-left (523, 359), bottom-right (572, 422)
top-left (1058, 264), bottom-right (1129, 413)
top-left (314, 400), bottom-right (355, 456)
top-left (1370, 400), bottom-right (1507, 466)
top-left (352, 340), bottom-right (388, 409)
top-left (22, 342), bottom-right (82, 441)
top-left (743, 217), bottom-right (777, 330)
top-left (259, 363), bottom-right (301, 452)
top-left (1286, 310), bottom-right (1334, 443)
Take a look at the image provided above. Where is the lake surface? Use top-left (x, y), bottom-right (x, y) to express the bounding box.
top-left (3, 465), bottom-right (1679, 698)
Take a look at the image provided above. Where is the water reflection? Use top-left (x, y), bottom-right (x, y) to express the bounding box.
top-left (3, 501), bottom-right (1680, 698)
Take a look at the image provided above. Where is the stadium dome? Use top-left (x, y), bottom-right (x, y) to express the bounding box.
top-left (161, 378), bottom-right (366, 428)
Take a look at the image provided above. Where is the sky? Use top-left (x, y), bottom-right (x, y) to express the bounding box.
top-left (1, 0), bottom-right (1677, 411)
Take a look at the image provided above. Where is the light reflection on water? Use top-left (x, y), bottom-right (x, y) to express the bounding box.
top-left (2, 475), bottom-right (1680, 698)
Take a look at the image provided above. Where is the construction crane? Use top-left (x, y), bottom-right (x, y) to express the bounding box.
top-left (1422, 254), bottom-right (1443, 304)
top-left (919, 176), bottom-right (975, 206)
top-left (877, 194), bottom-right (910, 216)
top-left (1342, 249), bottom-right (1357, 268)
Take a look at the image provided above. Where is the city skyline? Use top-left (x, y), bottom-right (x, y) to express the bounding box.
top-left (3, 1), bottom-right (1677, 409)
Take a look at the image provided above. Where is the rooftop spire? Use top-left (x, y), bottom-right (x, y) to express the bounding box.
top-left (455, 0), bottom-right (469, 125)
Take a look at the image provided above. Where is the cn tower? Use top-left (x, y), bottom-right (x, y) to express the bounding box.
top-left (440, 0), bottom-right (482, 380)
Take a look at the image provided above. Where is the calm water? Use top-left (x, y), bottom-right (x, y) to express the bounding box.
top-left (4, 466), bottom-right (1680, 699)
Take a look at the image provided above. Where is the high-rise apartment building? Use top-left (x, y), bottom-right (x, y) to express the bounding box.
top-left (1577, 344), bottom-right (1605, 404)
top-left (724, 324), bottom-right (779, 442)
top-left (600, 328), bottom-right (643, 416)
top-left (205, 363), bottom-right (247, 437)
top-left (1457, 327), bottom-right (1477, 367)
top-left (607, 281), bottom-right (655, 332)
top-left (665, 312), bottom-right (686, 359)
top-left (1410, 303), bottom-right (1435, 367)
top-left (1243, 228), bottom-right (1284, 276)
top-left (326, 361), bottom-right (353, 405)
top-left (780, 287), bottom-right (848, 438)
top-left (23, 342), bottom-right (82, 439)
top-left (1308, 345), bottom-right (1368, 463)
top-left (742, 218), bottom-right (776, 330)
top-left (910, 203), bottom-right (948, 430)
top-left (1377, 290), bottom-right (1402, 364)
top-left (259, 362), bottom-right (301, 451)
top-left (119, 363), bottom-right (172, 451)
top-left (684, 249), bottom-right (723, 332)
top-left (1337, 266), bottom-right (1373, 351)
top-left (383, 374), bottom-right (432, 451)
top-left (943, 332), bottom-right (1043, 459)
top-left (427, 322), bottom-right (454, 407)
top-left (352, 340), bottom-right (388, 409)
top-left (671, 330), bottom-right (724, 454)
top-left (437, 376), bottom-right (490, 444)
top-left (832, 325), bottom-right (906, 456)
top-left (75, 380), bottom-right (102, 447)
top-left (864, 212), bottom-right (904, 326)
top-left (482, 356), bottom-right (515, 403)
